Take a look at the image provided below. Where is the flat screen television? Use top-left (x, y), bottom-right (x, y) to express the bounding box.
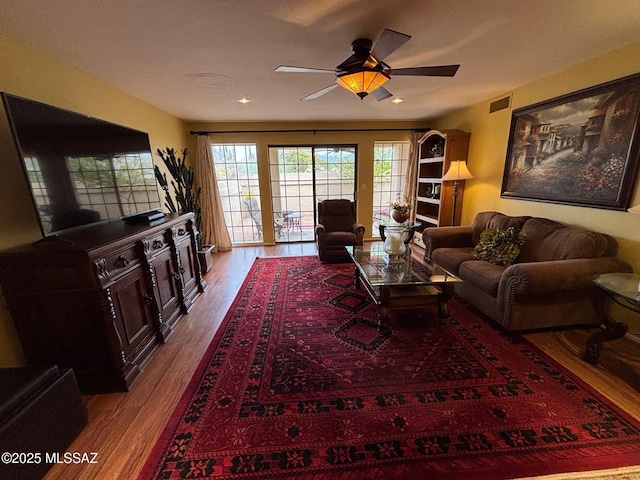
top-left (2, 93), bottom-right (162, 237)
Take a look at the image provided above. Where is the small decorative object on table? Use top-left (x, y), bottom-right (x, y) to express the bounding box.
top-left (390, 198), bottom-right (411, 224)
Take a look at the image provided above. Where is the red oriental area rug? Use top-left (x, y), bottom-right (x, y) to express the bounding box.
top-left (139, 256), bottom-right (640, 480)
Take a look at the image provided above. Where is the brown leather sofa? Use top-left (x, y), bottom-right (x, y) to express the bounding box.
top-left (316, 199), bottom-right (365, 262)
top-left (423, 211), bottom-right (632, 331)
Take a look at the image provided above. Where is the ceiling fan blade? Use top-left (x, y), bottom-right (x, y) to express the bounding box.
top-left (301, 83), bottom-right (340, 101)
top-left (373, 87), bottom-right (393, 101)
top-left (371, 29), bottom-right (411, 61)
top-left (387, 65), bottom-right (460, 77)
top-left (275, 65), bottom-right (337, 74)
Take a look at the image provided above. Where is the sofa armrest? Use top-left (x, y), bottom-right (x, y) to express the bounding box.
top-left (352, 223), bottom-right (365, 244)
top-left (315, 224), bottom-right (326, 236)
top-left (499, 256), bottom-right (633, 297)
top-left (422, 226), bottom-right (474, 263)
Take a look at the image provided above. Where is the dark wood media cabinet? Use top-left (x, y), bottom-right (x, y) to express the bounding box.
top-left (0, 213), bottom-right (207, 393)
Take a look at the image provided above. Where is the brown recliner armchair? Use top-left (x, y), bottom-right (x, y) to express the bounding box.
top-left (316, 199), bottom-right (365, 262)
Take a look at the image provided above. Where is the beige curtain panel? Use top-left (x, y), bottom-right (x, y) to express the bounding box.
top-left (404, 130), bottom-right (423, 222)
top-left (195, 135), bottom-right (232, 252)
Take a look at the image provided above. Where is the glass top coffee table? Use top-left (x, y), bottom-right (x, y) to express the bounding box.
top-left (346, 243), bottom-right (462, 327)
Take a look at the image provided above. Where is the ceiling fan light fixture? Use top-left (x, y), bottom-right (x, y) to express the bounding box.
top-left (336, 70), bottom-right (390, 99)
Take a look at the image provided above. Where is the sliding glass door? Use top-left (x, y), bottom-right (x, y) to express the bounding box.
top-left (269, 145), bottom-right (356, 243)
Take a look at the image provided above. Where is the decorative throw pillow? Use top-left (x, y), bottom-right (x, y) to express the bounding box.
top-left (472, 226), bottom-right (526, 266)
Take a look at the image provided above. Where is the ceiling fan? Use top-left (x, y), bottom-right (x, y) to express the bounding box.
top-left (275, 28), bottom-right (460, 101)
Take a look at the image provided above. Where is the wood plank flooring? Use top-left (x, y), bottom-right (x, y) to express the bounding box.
top-left (43, 243), bottom-right (640, 480)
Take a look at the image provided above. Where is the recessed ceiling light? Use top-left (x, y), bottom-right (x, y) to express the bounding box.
top-left (392, 98), bottom-right (404, 104)
top-left (238, 97), bottom-right (250, 104)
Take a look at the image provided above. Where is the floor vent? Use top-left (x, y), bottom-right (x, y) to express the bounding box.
top-left (489, 95), bottom-right (511, 113)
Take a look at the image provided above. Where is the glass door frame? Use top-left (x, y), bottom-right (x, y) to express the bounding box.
top-left (268, 144), bottom-right (358, 243)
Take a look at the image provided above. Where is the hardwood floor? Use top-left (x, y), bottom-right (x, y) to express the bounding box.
top-left (43, 243), bottom-right (640, 480)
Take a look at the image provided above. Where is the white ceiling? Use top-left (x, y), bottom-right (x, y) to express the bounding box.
top-left (2, 0), bottom-right (640, 123)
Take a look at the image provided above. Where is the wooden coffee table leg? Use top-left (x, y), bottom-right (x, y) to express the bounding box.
top-left (437, 283), bottom-right (455, 328)
top-left (437, 299), bottom-right (448, 328)
top-left (378, 287), bottom-right (391, 328)
top-left (378, 307), bottom-right (389, 327)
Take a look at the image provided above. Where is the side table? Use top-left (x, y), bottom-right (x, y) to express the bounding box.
top-left (584, 273), bottom-right (640, 364)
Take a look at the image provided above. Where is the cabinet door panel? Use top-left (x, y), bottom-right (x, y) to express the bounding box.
top-left (175, 240), bottom-right (198, 311)
top-left (110, 268), bottom-right (157, 362)
top-left (152, 249), bottom-right (181, 328)
top-left (154, 253), bottom-right (178, 310)
top-left (177, 242), bottom-right (197, 290)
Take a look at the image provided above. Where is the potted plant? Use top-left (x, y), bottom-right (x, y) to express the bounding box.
top-left (154, 147), bottom-right (214, 273)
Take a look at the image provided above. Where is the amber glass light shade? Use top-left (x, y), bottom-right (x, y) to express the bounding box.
top-left (336, 70), bottom-right (390, 98)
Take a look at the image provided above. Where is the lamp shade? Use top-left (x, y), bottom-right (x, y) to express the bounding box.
top-left (441, 161), bottom-right (474, 181)
top-left (336, 70), bottom-right (390, 99)
top-left (628, 204), bottom-right (640, 214)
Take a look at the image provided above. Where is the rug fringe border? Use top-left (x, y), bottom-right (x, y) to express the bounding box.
top-left (520, 465), bottom-right (640, 479)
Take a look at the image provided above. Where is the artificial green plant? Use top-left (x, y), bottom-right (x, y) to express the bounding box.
top-left (154, 147), bottom-right (203, 249)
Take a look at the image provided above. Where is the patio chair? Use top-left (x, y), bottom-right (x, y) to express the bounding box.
top-left (243, 197), bottom-right (262, 239)
top-left (274, 213), bottom-right (285, 239)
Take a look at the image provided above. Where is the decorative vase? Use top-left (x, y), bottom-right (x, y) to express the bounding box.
top-left (392, 209), bottom-right (410, 224)
top-left (383, 226), bottom-right (407, 264)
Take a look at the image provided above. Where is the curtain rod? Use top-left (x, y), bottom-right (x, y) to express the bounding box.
top-left (190, 128), bottom-right (427, 135)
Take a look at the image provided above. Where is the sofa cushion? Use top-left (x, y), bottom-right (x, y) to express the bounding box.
top-left (432, 247), bottom-right (475, 275)
top-left (458, 260), bottom-right (506, 297)
top-left (519, 218), bottom-right (613, 262)
top-left (471, 211), bottom-right (530, 245)
top-left (472, 227), bottom-right (526, 266)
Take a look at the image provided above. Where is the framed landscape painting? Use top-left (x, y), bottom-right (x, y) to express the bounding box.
top-left (501, 73), bottom-right (640, 210)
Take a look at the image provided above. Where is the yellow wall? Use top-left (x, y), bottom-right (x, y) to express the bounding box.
top-left (435, 40), bottom-right (640, 271)
top-left (187, 122), bottom-right (431, 243)
top-left (0, 33), bottom-right (192, 366)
